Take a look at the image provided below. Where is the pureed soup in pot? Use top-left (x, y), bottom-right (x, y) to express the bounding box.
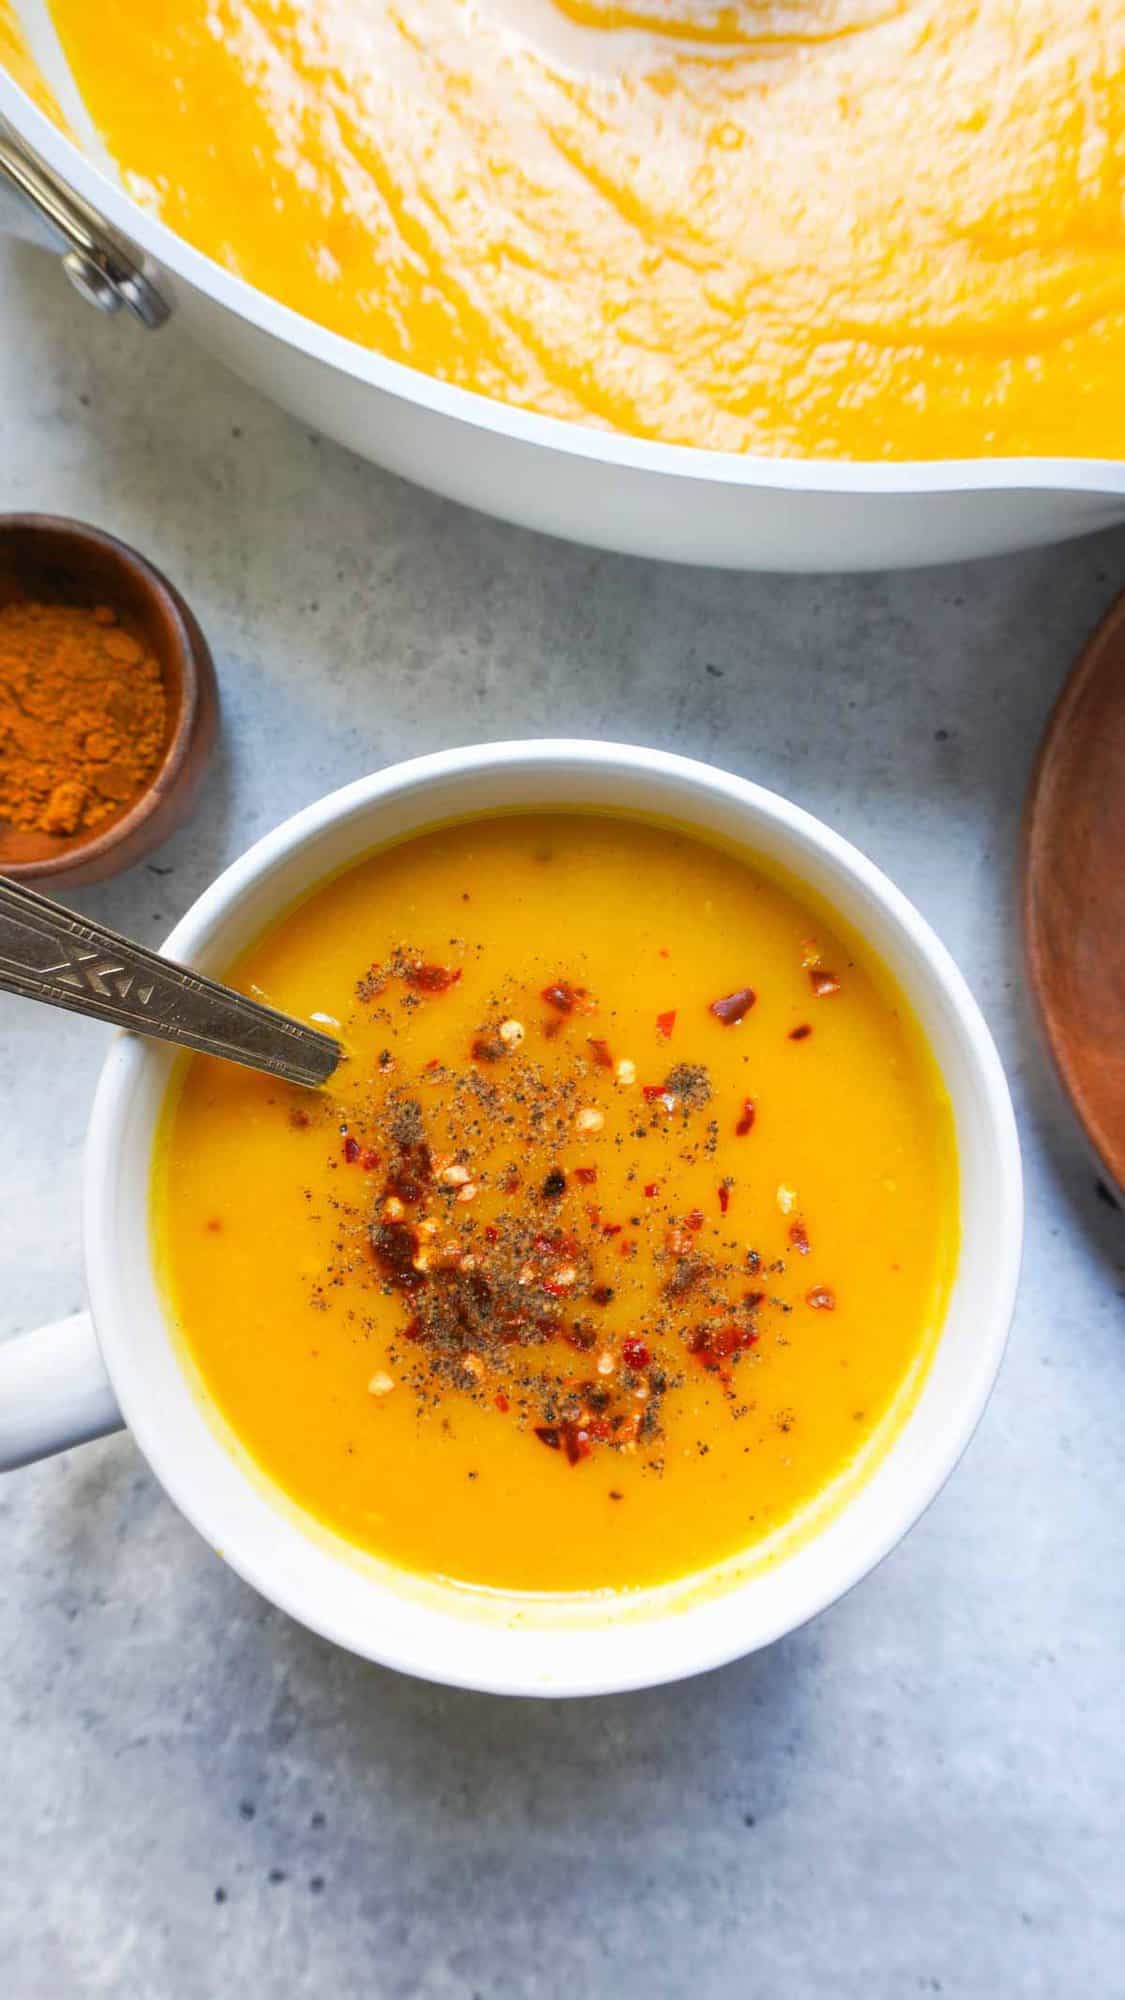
top-left (38, 0), bottom-right (1125, 459)
top-left (154, 815), bottom-right (958, 1596)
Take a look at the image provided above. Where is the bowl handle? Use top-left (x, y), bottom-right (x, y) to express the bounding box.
top-left (0, 1312), bottom-right (123, 1471)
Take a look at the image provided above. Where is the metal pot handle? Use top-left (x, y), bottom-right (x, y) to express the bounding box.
top-left (0, 116), bottom-right (170, 326)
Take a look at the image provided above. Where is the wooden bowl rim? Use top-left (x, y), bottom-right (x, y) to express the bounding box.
top-left (1022, 587), bottom-right (1125, 1196)
top-left (0, 512), bottom-right (209, 882)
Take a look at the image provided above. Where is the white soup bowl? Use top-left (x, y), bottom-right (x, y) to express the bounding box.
top-left (0, 742), bottom-right (1022, 1696)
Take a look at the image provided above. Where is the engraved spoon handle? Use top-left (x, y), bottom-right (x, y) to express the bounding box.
top-left (0, 874), bottom-right (341, 1088)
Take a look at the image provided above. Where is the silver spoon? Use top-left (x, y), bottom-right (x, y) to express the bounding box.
top-left (0, 873), bottom-right (341, 1088)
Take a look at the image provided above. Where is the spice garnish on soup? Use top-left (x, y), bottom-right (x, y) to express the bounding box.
top-left (156, 814), bottom-right (957, 1595)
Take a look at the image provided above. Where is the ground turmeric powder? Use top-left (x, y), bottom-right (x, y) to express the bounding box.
top-left (0, 598), bottom-right (167, 837)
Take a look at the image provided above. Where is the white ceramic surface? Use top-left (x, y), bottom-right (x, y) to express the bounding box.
top-left (0, 742), bottom-right (1023, 1696)
top-left (2, 22), bottom-right (1125, 571)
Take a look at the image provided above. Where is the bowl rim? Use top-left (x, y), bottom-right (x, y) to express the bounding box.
top-left (3, 74), bottom-right (1125, 503)
top-left (0, 511), bottom-right (208, 880)
top-left (83, 739), bottom-right (1024, 1695)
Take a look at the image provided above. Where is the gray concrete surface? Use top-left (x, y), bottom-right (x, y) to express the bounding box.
top-left (1, 238), bottom-right (1122, 1999)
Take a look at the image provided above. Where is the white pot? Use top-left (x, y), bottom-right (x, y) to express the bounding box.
top-left (0, 741), bottom-right (1023, 1696)
top-left (3, 40), bottom-right (1125, 571)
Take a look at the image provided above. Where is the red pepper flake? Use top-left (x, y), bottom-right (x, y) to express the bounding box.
top-left (405, 961), bottom-right (462, 995)
top-left (789, 1024), bottom-right (813, 1042)
top-left (643, 1181), bottom-right (659, 1199)
top-left (360, 1148), bottom-right (381, 1173)
top-left (642, 1083), bottom-right (668, 1102)
top-left (205, 1217), bottom-right (222, 1233)
top-left (688, 1322), bottom-right (760, 1369)
top-left (471, 1032), bottom-right (503, 1063)
top-left (566, 1328), bottom-right (596, 1351)
top-left (542, 981), bottom-right (594, 1015)
top-left (718, 1184), bottom-right (730, 1215)
top-left (371, 1218), bottom-right (425, 1291)
top-left (743, 1289), bottom-right (765, 1309)
top-left (622, 1336), bottom-right (651, 1370)
top-left (484, 1224), bottom-right (500, 1243)
top-left (618, 1237), bottom-right (635, 1258)
top-left (424, 1055), bottom-right (442, 1071)
top-left (809, 969), bottom-right (841, 999)
top-left (562, 1421), bottom-right (592, 1465)
top-left (807, 1285), bottom-right (836, 1310)
top-left (591, 1284), bottom-right (615, 1306)
top-left (534, 1425), bottom-right (561, 1451)
top-left (385, 1130), bottom-right (433, 1202)
top-left (658, 948), bottom-right (670, 959)
top-left (574, 1165), bottom-right (598, 1186)
top-left (789, 1221), bottom-right (810, 1255)
top-left (685, 1208), bottom-right (705, 1232)
top-left (587, 1036), bottom-right (614, 1068)
top-left (656, 1009), bottom-right (677, 1039)
top-left (602, 1222), bottom-right (623, 1238)
top-left (710, 986), bottom-right (756, 1026)
top-left (735, 1099), bottom-right (756, 1137)
top-left (342, 1135), bottom-right (361, 1163)
top-left (494, 1392), bottom-right (510, 1414)
top-left (533, 1229), bottom-right (580, 1259)
top-left (289, 1107), bottom-right (311, 1129)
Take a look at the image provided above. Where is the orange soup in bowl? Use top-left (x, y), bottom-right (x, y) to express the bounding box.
top-left (37, 0), bottom-right (1125, 460)
top-left (155, 813), bottom-right (957, 1595)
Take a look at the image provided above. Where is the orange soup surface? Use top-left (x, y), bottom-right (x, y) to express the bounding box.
top-left (30, 0), bottom-right (1125, 459)
top-left (155, 814), bottom-right (958, 1595)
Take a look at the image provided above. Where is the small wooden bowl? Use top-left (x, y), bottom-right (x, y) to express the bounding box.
top-left (1023, 591), bottom-right (1125, 1197)
top-left (0, 515), bottom-right (218, 886)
